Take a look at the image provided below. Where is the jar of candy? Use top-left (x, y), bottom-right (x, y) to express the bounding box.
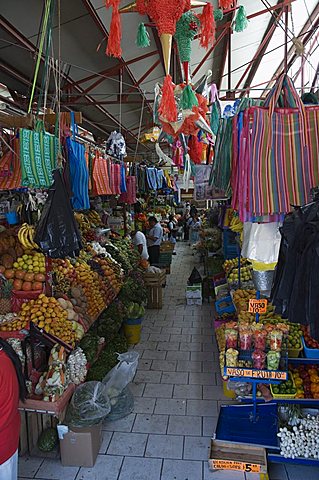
top-left (225, 348), bottom-right (239, 367)
top-left (239, 329), bottom-right (252, 351)
top-left (252, 349), bottom-right (266, 370)
top-left (267, 351), bottom-right (280, 370)
top-left (269, 330), bottom-right (283, 351)
top-left (225, 329), bottom-right (238, 349)
top-left (254, 330), bottom-right (267, 350)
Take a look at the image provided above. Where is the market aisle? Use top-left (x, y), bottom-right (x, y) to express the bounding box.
top-left (18, 243), bottom-right (319, 480)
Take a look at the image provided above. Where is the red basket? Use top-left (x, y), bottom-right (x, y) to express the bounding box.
top-left (11, 289), bottom-right (43, 313)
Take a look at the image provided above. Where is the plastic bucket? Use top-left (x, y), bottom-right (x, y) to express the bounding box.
top-left (6, 212), bottom-right (19, 225)
top-left (123, 317), bottom-right (143, 345)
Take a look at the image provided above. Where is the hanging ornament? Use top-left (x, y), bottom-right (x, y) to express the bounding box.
top-left (218, 0), bottom-right (233, 10)
top-left (234, 5), bottom-right (249, 33)
top-left (199, 2), bottom-right (215, 49)
top-left (158, 75), bottom-right (178, 122)
top-left (180, 85), bottom-right (199, 110)
top-left (175, 11), bottom-right (200, 84)
top-left (214, 8), bottom-right (224, 21)
top-left (106, 0), bottom-right (122, 58)
top-left (136, 23), bottom-right (150, 47)
top-left (292, 37), bottom-right (305, 56)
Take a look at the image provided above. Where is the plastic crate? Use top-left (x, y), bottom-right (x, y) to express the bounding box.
top-left (215, 295), bottom-right (235, 315)
top-left (288, 342), bottom-right (303, 358)
top-left (270, 373), bottom-right (296, 399)
top-left (212, 272), bottom-right (227, 287)
top-left (158, 252), bottom-right (173, 266)
top-left (223, 229), bottom-right (239, 259)
top-left (302, 336), bottom-right (319, 359)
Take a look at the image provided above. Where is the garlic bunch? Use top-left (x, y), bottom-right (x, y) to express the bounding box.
top-left (278, 414), bottom-right (319, 459)
top-left (66, 348), bottom-right (87, 385)
top-left (0, 313), bottom-right (17, 325)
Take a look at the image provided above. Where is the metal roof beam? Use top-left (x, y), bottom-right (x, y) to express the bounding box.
top-left (264, 2), bottom-right (319, 92)
top-left (81, 0), bottom-right (153, 115)
top-left (0, 14), bottom-right (151, 150)
top-left (70, 50), bottom-right (158, 87)
top-left (238, 0), bottom-right (285, 94)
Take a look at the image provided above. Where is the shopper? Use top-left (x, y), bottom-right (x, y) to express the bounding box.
top-left (167, 214), bottom-right (178, 254)
top-left (132, 229), bottom-right (149, 260)
top-left (147, 216), bottom-right (163, 266)
top-left (189, 213), bottom-right (201, 245)
top-left (183, 206), bottom-right (191, 242)
top-left (0, 339), bottom-right (27, 480)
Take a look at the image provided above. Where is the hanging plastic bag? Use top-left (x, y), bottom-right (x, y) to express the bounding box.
top-left (34, 169), bottom-right (83, 258)
top-left (102, 351), bottom-right (139, 419)
top-left (65, 381), bottom-right (111, 428)
top-left (241, 222), bottom-right (281, 265)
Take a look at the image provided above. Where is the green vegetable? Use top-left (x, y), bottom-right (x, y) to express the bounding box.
top-left (37, 428), bottom-right (58, 452)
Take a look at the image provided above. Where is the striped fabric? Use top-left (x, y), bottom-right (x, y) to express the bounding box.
top-left (92, 153), bottom-right (112, 195)
top-left (232, 75), bottom-right (319, 220)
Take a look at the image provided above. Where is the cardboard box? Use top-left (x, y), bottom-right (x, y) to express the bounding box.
top-left (59, 422), bottom-right (102, 467)
top-left (186, 284), bottom-right (202, 299)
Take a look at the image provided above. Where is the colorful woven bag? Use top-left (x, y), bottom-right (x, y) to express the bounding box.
top-left (19, 120), bottom-right (58, 188)
top-left (238, 74), bottom-right (319, 218)
top-left (0, 138), bottom-right (21, 190)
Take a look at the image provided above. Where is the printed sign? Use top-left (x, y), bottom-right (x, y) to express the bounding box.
top-left (248, 299), bottom-right (268, 314)
top-left (225, 367), bottom-right (287, 380)
top-left (211, 459), bottom-right (261, 473)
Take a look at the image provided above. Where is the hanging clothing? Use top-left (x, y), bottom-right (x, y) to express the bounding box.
top-left (146, 168), bottom-right (158, 190)
top-left (110, 162), bottom-right (121, 194)
top-left (92, 152), bottom-right (112, 196)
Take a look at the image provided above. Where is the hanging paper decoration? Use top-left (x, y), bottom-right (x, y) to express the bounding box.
top-left (158, 75), bottom-right (178, 122)
top-left (219, 0), bottom-right (233, 9)
top-left (199, 2), bottom-right (215, 49)
top-left (106, 0), bottom-right (122, 58)
top-left (175, 11), bottom-right (200, 84)
top-left (234, 5), bottom-right (249, 32)
top-left (136, 23), bottom-right (150, 47)
top-left (214, 8), bottom-right (224, 21)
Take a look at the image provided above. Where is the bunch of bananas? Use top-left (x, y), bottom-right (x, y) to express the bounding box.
top-left (229, 215), bottom-right (243, 234)
top-left (54, 271), bottom-right (71, 295)
top-left (86, 210), bottom-right (101, 227)
top-left (18, 223), bottom-right (38, 249)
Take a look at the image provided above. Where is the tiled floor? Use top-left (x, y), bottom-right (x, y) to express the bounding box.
top-left (19, 243), bottom-right (319, 480)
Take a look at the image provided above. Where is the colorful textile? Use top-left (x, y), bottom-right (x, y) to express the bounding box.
top-left (119, 176), bottom-right (137, 204)
top-left (92, 152), bottom-right (112, 195)
top-left (120, 163), bottom-right (127, 193)
top-left (19, 122), bottom-right (58, 188)
top-left (146, 167), bottom-right (158, 190)
top-left (110, 162), bottom-right (121, 194)
top-left (0, 138), bottom-right (21, 190)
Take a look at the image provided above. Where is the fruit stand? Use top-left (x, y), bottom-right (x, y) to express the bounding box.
top-left (212, 255), bottom-right (319, 470)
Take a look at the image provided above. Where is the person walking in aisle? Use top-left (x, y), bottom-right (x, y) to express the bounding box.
top-left (167, 214), bottom-right (178, 255)
top-left (132, 228), bottom-right (149, 260)
top-left (147, 216), bottom-right (163, 266)
top-left (189, 213), bottom-right (201, 245)
top-left (0, 338), bottom-right (27, 480)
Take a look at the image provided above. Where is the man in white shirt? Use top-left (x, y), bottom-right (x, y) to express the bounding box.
top-left (147, 216), bottom-right (163, 265)
top-left (132, 230), bottom-right (149, 260)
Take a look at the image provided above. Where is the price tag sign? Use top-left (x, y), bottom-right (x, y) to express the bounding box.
top-left (248, 299), bottom-right (268, 314)
top-left (225, 367), bottom-right (288, 380)
top-left (211, 459), bottom-right (261, 473)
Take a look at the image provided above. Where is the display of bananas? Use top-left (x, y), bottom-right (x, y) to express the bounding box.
top-left (86, 210), bottom-right (101, 226)
top-left (18, 223), bottom-right (38, 249)
top-left (229, 215), bottom-right (243, 233)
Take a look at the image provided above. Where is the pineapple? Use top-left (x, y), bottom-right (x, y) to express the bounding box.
top-left (0, 279), bottom-right (13, 315)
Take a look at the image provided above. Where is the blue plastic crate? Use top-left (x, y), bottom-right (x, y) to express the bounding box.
top-left (215, 295), bottom-right (235, 315)
top-left (216, 403), bottom-right (279, 449)
top-left (301, 336), bottom-right (319, 359)
top-left (223, 229), bottom-right (240, 259)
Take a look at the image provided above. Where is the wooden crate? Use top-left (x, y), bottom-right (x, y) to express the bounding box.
top-left (144, 270), bottom-right (166, 309)
top-left (144, 270), bottom-right (166, 287)
top-left (160, 241), bottom-right (175, 253)
top-left (19, 385), bottom-right (74, 456)
top-left (209, 439), bottom-right (268, 475)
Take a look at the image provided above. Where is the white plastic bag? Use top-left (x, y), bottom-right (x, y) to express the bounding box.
top-left (241, 222), bottom-right (281, 265)
top-left (103, 351), bottom-right (139, 404)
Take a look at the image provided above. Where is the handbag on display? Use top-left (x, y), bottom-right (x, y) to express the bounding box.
top-left (19, 120), bottom-right (58, 188)
top-left (233, 74), bottom-right (319, 220)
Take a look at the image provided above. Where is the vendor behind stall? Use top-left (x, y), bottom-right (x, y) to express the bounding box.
top-left (132, 229), bottom-right (149, 260)
top-left (147, 216), bottom-right (163, 265)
